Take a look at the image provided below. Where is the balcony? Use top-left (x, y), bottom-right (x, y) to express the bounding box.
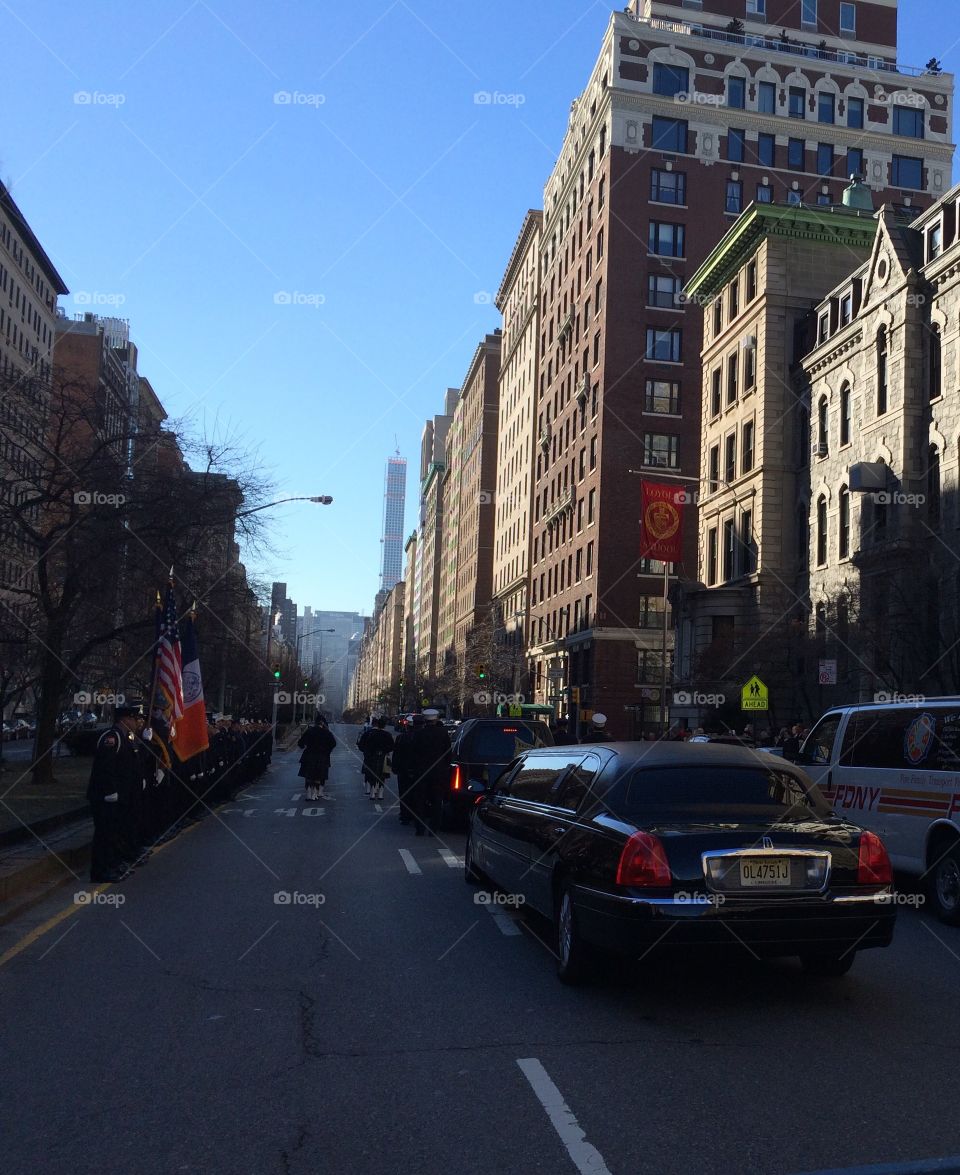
top-left (631, 14), bottom-right (928, 78)
top-left (544, 486), bottom-right (576, 526)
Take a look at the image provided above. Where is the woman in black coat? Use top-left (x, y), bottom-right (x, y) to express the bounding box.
top-left (297, 716), bottom-right (337, 801)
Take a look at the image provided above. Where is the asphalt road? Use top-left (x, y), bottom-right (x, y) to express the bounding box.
top-left (3, 724), bottom-right (960, 1175)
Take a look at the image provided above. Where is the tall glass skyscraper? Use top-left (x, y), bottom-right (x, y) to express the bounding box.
top-left (379, 452), bottom-right (407, 594)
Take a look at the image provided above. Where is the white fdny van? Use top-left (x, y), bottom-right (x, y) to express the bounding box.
top-left (799, 699), bottom-right (960, 924)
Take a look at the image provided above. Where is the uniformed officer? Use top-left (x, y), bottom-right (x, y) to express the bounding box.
top-left (86, 701), bottom-right (145, 882)
top-left (409, 709), bottom-right (451, 836)
top-left (580, 713), bottom-right (613, 743)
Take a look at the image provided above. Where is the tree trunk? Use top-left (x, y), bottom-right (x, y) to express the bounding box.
top-left (31, 638), bottom-right (67, 787)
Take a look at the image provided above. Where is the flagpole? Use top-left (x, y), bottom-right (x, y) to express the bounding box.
top-left (661, 558), bottom-right (669, 735)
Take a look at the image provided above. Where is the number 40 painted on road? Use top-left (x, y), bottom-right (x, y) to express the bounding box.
top-left (274, 807), bottom-right (324, 817)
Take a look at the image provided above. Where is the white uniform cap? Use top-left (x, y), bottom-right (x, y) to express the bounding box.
top-left (592, 713), bottom-right (608, 727)
top-left (423, 708), bottom-right (440, 719)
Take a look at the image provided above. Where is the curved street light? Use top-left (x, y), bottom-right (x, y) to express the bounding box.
top-left (236, 494), bottom-right (333, 521)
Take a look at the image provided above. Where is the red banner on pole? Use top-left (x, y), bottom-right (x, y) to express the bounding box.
top-left (639, 481), bottom-right (685, 562)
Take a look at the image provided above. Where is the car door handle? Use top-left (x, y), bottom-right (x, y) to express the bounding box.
top-left (551, 826), bottom-right (566, 839)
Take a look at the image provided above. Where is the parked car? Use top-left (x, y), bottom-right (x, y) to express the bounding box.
top-left (798, 697), bottom-right (960, 924)
top-left (440, 717), bottom-right (554, 829)
top-left (465, 741), bottom-right (896, 984)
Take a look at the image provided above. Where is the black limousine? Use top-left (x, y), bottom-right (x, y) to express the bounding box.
top-left (464, 742), bottom-right (896, 984)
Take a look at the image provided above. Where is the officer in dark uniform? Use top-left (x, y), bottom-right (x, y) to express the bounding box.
top-left (392, 715), bottom-right (422, 824)
top-left (409, 709), bottom-right (451, 836)
top-left (87, 701), bottom-right (145, 882)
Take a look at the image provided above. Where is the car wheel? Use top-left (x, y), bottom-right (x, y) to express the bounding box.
top-left (927, 843), bottom-right (960, 926)
top-left (800, 952), bottom-right (855, 977)
top-left (555, 884), bottom-right (594, 986)
top-left (464, 830), bottom-right (484, 886)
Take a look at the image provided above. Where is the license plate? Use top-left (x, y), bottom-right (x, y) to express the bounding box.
top-left (739, 858), bottom-right (792, 887)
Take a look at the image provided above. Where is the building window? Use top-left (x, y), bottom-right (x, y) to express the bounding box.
top-left (648, 221), bottom-right (685, 257)
top-left (848, 147), bottom-right (864, 178)
top-left (838, 486), bottom-right (850, 558)
top-left (788, 190), bottom-right (802, 205)
top-left (740, 509), bottom-right (755, 574)
top-left (742, 420), bottom-right (755, 472)
top-left (747, 0), bottom-right (766, 12)
top-left (840, 2), bottom-right (856, 34)
top-left (928, 223), bottom-right (942, 260)
top-left (722, 518), bottom-right (736, 581)
top-left (893, 107), bottom-right (925, 139)
top-left (892, 155), bottom-right (923, 189)
top-left (647, 274), bottom-right (682, 308)
top-left (711, 367), bottom-right (722, 417)
top-left (745, 344), bottom-right (756, 389)
top-left (644, 379), bottom-right (680, 414)
top-left (590, 434), bottom-right (597, 469)
top-left (816, 496), bottom-right (827, 565)
top-left (713, 299), bottom-right (723, 336)
top-left (818, 92), bottom-right (835, 124)
top-left (709, 443), bottom-right (720, 492)
top-left (707, 527), bottom-right (718, 585)
top-left (847, 97), bottom-right (864, 129)
top-left (817, 395), bottom-right (828, 450)
top-left (817, 143), bottom-right (834, 176)
top-left (928, 446), bottom-right (941, 524)
top-left (724, 432), bottom-right (737, 484)
top-left (802, 0), bottom-right (817, 27)
top-left (817, 192), bottom-right (832, 206)
top-left (727, 351), bottom-right (739, 402)
top-left (756, 183), bottom-right (773, 203)
top-left (727, 76), bottom-right (746, 109)
top-left (758, 82), bottom-right (776, 115)
top-left (586, 541), bottom-right (594, 576)
top-left (643, 432), bottom-right (679, 468)
top-left (725, 180), bottom-right (743, 213)
top-left (877, 327), bottom-right (888, 414)
top-left (840, 382), bottom-right (852, 445)
top-left (727, 129), bottom-right (746, 163)
top-left (840, 293), bottom-right (852, 325)
top-left (788, 137), bottom-right (805, 169)
top-left (645, 327), bottom-right (682, 362)
top-left (650, 168), bottom-right (686, 204)
top-left (788, 87), bottom-right (806, 119)
top-left (729, 278), bottom-right (739, 319)
top-left (746, 261), bottom-right (757, 301)
top-left (651, 116), bottom-right (688, 153)
top-left (757, 133), bottom-right (776, 166)
top-left (638, 595), bottom-right (666, 629)
top-left (653, 64), bottom-right (689, 98)
top-left (588, 487), bottom-right (595, 522)
top-left (929, 322), bottom-right (942, 400)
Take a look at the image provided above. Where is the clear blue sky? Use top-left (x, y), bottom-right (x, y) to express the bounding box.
top-left (1, 0), bottom-right (954, 616)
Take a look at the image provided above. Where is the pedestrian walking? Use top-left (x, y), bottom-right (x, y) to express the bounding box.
top-left (392, 714), bottom-right (422, 823)
top-left (409, 709), bottom-right (451, 835)
top-left (552, 716), bottom-right (574, 745)
top-left (86, 700), bottom-right (146, 883)
top-left (298, 715), bottom-right (337, 801)
top-left (782, 723), bottom-right (802, 762)
top-left (358, 717), bottom-right (394, 801)
top-left (581, 713), bottom-right (614, 743)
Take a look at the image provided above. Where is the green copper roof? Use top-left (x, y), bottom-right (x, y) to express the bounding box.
top-left (686, 201), bottom-right (878, 303)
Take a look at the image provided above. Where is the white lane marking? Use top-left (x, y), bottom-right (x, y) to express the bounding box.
top-left (374, 803), bottom-right (383, 813)
top-left (301, 807), bottom-right (325, 817)
top-left (438, 849), bottom-right (462, 869)
top-left (516, 1058), bottom-right (612, 1175)
top-left (398, 849), bottom-right (422, 875)
top-left (490, 911), bottom-right (522, 936)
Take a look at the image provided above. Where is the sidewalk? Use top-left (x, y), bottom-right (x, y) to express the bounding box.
top-left (0, 756), bottom-right (90, 840)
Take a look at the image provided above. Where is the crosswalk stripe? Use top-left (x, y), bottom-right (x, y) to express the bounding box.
top-left (438, 849), bottom-right (462, 869)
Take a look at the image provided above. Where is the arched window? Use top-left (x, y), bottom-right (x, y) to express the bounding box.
top-left (840, 383), bottom-right (852, 446)
top-left (838, 485), bottom-right (850, 558)
top-left (816, 495), bottom-right (828, 566)
top-left (817, 395), bottom-right (828, 451)
top-left (929, 323), bottom-right (942, 400)
top-left (877, 327), bottom-right (888, 415)
top-left (928, 445), bottom-right (941, 524)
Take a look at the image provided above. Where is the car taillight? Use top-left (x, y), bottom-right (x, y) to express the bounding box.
top-left (615, 831), bottom-right (671, 888)
top-left (450, 765), bottom-right (462, 791)
top-left (857, 831), bottom-right (892, 886)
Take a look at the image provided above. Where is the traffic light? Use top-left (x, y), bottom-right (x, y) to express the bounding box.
top-left (477, 665), bottom-right (486, 680)
top-left (303, 679), bottom-right (309, 688)
top-left (272, 665), bottom-right (281, 679)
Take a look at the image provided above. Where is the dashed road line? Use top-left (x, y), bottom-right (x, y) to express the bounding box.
top-left (516, 1057), bottom-right (612, 1175)
top-left (398, 849), bottom-right (422, 875)
top-left (438, 848), bottom-right (462, 869)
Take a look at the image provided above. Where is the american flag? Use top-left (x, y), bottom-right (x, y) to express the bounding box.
top-left (155, 583), bottom-right (184, 721)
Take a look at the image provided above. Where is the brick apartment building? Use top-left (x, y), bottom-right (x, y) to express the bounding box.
top-left (413, 390), bottom-right (456, 684)
top-left (527, 0), bottom-right (952, 737)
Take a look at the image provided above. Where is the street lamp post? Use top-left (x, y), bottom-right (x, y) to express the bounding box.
top-left (237, 495), bottom-right (333, 521)
top-left (295, 627), bottom-right (335, 723)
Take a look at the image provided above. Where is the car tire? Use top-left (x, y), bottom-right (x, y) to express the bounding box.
top-left (555, 884), bottom-right (594, 986)
top-left (800, 951), bottom-right (855, 977)
top-left (927, 842), bottom-right (960, 926)
top-left (464, 830), bottom-right (484, 886)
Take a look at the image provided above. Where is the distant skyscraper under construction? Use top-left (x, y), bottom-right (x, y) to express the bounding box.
top-left (379, 451), bottom-right (407, 596)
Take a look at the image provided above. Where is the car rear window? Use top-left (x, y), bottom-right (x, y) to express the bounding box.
top-left (463, 724), bottom-right (541, 762)
top-left (621, 766), bottom-right (830, 820)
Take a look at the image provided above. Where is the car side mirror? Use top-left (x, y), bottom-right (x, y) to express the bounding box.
top-left (467, 778), bottom-right (486, 794)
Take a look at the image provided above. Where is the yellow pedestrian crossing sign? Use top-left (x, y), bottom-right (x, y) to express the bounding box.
top-left (741, 675), bottom-right (769, 711)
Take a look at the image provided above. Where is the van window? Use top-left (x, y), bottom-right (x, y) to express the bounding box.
top-left (842, 706), bottom-right (960, 771)
top-left (803, 713), bottom-right (843, 765)
top-left (507, 753), bottom-right (575, 804)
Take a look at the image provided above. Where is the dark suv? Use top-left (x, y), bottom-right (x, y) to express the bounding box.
top-left (440, 717), bottom-right (554, 828)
